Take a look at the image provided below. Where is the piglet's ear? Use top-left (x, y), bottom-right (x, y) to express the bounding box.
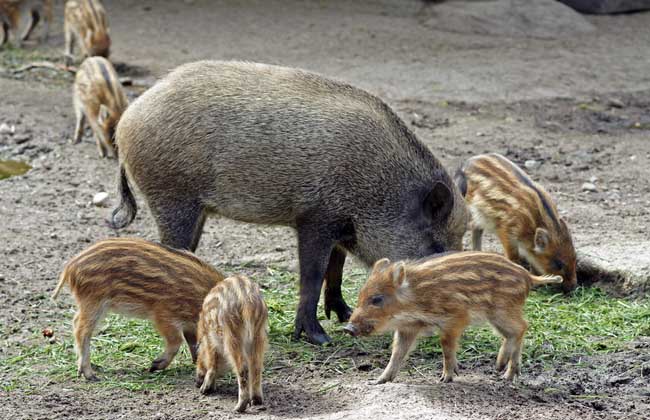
top-left (392, 262), bottom-right (406, 287)
top-left (534, 228), bottom-right (550, 253)
top-left (373, 258), bottom-right (390, 272)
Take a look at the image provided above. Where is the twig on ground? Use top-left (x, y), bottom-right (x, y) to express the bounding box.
top-left (11, 61), bottom-right (77, 74)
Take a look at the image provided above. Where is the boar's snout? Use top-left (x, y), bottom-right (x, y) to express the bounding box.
top-left (343, 323), bottom-right (359, 337)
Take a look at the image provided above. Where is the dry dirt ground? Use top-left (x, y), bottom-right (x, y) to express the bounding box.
top-left (1, 1), bottom-right (650, 419)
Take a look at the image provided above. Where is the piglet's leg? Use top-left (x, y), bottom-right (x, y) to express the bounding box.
top-left (471, 228), bottom-right (483, 251)
top-left (223, 335), bottom-right (251, 412)
top-left (73, 304), bottom-right (106, 381)
top-left (150, 319), bottom-right (183, 372)
top-left (498, 230), bottom-right (521, 265)
top-left (374, 329), bottom-right (419, 384)
top-left (183, 329), bottom-right (198, 363)
top-left (439, 315), bottom-right (470, 383)
top-left (493, 312), bottom-right (528, 382)
top-left (199, 368), bottom-right (218, 395)
top-left (248, 333), bottom-right (267, 406)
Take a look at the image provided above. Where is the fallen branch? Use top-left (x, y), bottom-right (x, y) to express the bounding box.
top-left (11, 61), bottom-right (77, 74)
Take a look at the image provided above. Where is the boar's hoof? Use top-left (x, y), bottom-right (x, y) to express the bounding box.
top-left (251, 395), bottom-right (264, 406)
top-left (325, 299), bottom-right (353, 323)
top-left (293, 320), bottom-right (331, 345)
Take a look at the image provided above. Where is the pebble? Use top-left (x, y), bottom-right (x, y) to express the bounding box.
top-left (92, 192), bottom-right (109, 206)
top-left (0, 123), bottom-right (14, 135)
top-left (524, 159), bottom-right (541, 170)
top-left (582, 182), bottom-right (597, 192)
top-left (589, 176), bottom-right (598, 183)
top-left (13, 134), bottom-right (31, 144)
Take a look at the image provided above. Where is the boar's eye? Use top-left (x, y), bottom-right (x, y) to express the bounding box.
top-left (370, 295), bottom-right (384, 307)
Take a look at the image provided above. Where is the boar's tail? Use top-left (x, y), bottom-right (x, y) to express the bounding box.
top-left (107, 163), bottom-right (137, 229)
top-left (530, 274), bottom-right (563, 287)
top-left (51, 267), bottom-right (70, 302)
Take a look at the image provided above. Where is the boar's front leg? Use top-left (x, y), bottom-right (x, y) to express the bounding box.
top-left (324, 246), bottom-right (352, 323)
top-left (293, 221), bottom-right (337, 345)
top-left (374, 329), bottom-right (420, 384)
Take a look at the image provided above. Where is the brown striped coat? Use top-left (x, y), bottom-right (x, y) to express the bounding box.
top-left (196, 275), bottom-right (268, 413)
top-left (345, 252), bottom-right (562, 383)
top-left (72, 56), bottom-right (128, 158)
top-left (0, 0), bottom-right (52, 47)
top-left (64, 0), bottom-right (110, 65)
top-left (51, 237), bottom-right (225, 381)
top-left (455, 153), bottom-right (577, 292)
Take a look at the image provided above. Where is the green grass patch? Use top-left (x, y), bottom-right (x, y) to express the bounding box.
top-left (2, 267), bottom-right (648, 392)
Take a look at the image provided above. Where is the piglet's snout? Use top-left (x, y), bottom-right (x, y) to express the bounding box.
top-left (343, 323), bottom-right (359, 337)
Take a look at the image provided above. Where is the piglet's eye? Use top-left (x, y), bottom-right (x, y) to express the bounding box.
top-left (370, 295), bottom-right (384, 306)
top-left (552, 259), bottom-right (565, 271)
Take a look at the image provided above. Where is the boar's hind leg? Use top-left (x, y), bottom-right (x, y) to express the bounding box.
top-left (152, 199), bottom-right (207, 251)
top-left (293, 221), bottom-right (338, 345)
top-left (150, 318), bottom-right (184, 372)
top-left (324, 246), bottom-right (352, 323)
top-left (374, 329), bottom-right (420, 384)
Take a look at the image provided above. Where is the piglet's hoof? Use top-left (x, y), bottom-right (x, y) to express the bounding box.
top-left (149, 357), bottom-right (169, 372)
top-left (234, 398), bottom-right (250, 413)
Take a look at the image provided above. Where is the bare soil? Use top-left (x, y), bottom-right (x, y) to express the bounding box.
top-left (1, 1), bottom-right (649, 419)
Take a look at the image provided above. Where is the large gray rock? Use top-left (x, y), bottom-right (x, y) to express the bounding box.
top-left (421, 0), bottom-right (596, 39)
top-left (558, 0), bottom-right (650, 14)
top-left (577, 243), bottom-right (650, 296)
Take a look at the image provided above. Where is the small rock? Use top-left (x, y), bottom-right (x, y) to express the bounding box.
top-left (357, 362), bottom-right (373, 372)
top-left (42, 327), bottom-right (54, 338)
top-left (92, 192), bottom-right (109, 206)
top-left (582, 182), bottom-right (597, 192)
top-left (642, 364), bottom-right (650, 377)
top-left (476, 132), bottom-right (485, 137)
top-left (630, 155), bottom-right (637, 161)
top-left (589, 175), bottom-right (598, 183)
top-left (524, 159), bottom-right (541, 170)
top-left (608, 98), bottom-right (625, 108)
top-left (607, 375), bottom-right (633, 386)
top-left (48, 337), bottom-right (57, 344)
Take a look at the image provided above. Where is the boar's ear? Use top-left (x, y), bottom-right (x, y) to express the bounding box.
top-left (534, 228), bottom-right (550, 253)
top-left (97, 104), bottom-right (110, 125)
top-left (425, 182), bottom-right (453, 222)
top-left (392, 262), bottom-right (406, 287)
top-left (373, 258), bottom-right (391, 273)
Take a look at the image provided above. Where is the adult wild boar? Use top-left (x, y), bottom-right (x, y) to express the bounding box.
top-left (109, 61), bottom-right (467, 345)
